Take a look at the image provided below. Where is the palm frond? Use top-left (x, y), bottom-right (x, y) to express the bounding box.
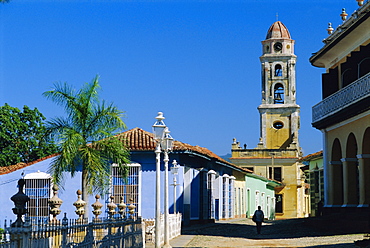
top-left (44, 76), bottom-right (130, 200)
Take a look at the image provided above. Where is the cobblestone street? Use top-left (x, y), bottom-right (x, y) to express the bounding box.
top-left (163, 217), bottom-right (367, 248)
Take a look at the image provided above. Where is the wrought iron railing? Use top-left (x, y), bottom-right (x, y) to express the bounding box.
top-left (312, 72), bottom-right (370, 124)
top-left (0, 215), bottom-right (143, 248)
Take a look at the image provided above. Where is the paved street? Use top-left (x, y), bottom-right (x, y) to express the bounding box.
top-left (152, 217), bottom-right (368, 248)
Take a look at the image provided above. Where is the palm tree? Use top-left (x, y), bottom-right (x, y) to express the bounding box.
top-left (43, 76), bottom-right (130, 218)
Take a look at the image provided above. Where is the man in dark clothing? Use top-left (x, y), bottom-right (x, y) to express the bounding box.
top-left (253, 206), bottom-right (264, 234)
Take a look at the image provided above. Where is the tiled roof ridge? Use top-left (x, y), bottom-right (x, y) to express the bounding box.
top-left (0, 153), bottom-right (58, 175)
top-left (300, 150), bottom-right (323, 161)
top-left (0, 128), bottom-right (253, 176)
top-left (117, 127), bottom-right (245, 171)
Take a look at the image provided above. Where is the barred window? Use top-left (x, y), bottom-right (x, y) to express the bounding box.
top-left (24, 171), bottom-right (51, 224)
top-left (111, 163), bottom-right (140, 218)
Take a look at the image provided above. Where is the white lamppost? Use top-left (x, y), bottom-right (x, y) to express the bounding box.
top-left (152, 112), bottom-right (174, 248)
top-left (171, 160), bottom-right (180, 214)
top-left (152, 112), bottom-right (166, 248)
top-left (161, 127), bottom-right (174, 248)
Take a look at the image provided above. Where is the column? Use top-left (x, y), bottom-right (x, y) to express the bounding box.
top-left (341, 158), bottom-right (358, 207)
top-left (200, 168), bottom-right (209, 221)
top-left (357, 154), bottom-right (370, 207)
top-left (183, 166), bottom-right (191, 226)
top-left (328, 161), bottom-right (342, 206)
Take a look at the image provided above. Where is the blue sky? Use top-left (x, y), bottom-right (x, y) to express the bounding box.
top-left (0, 0), bottom-right (360, 156)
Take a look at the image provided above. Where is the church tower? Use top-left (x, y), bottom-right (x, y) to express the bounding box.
top-left (231, 21), bottom-right (306, 219)
top-left (258, 21), bottom-right (300, 150)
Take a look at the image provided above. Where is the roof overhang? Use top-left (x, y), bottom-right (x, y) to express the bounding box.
top-left (310, 4), bottom-right (370, 68)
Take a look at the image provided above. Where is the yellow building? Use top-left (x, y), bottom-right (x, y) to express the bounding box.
top-left (231, 21), bottom-right (307, 219)
top-left (310, 2), bottom-right (370, 215)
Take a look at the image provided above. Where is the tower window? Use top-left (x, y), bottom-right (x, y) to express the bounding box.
top-left (275, 64), bottom-right (282, 77)
top-left (273, 83), bottom-right (284, 104)
top-left (273, 121), bottom-right (284, 129)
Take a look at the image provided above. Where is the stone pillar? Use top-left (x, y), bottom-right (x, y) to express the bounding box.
top-left (357, 154), bottom-right (370, 207)
top-left (341, 158), bottom-right (358, 207)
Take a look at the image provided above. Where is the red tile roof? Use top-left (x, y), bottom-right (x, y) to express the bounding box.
top-left (266, 21), bottom-right (291, 39)
top-left (116, 127), bottom-right (237, 167)
top-left (300, 150), bottom-right (323, 161)
top-left (1, 128), bottom-right (252, 175)
top-left (0, 154), bottom-right (58, 176)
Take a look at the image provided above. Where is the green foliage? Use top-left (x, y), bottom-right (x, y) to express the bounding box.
top-left (0, 0), bottom-right (10, 3)
top-left (43, 75), bottom-right (130, 196)
top-left (0, 104), bottom-right (57, 167)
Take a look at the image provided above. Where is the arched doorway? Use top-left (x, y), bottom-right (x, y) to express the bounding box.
top-left (359, 128), bottom-right (370, 205)
top-left (331, 138), bottom-right (343, 206)
top-left (343, 133), bottom-right (359, 206)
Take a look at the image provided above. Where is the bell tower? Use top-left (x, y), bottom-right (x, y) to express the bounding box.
top-left (258, 21), bottom-right (300, 150)
top-left (230, 21), bottom-right (306, 219)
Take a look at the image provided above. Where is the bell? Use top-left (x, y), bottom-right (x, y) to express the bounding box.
top-left (275, 93), bottom-right (282, 101)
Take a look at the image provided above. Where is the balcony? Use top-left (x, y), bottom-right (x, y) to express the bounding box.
top-left (312, 72), bottom-right (370, 128)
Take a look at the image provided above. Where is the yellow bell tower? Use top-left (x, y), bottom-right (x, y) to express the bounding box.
top-left (259, 21), bottom-right (300, 150)
top-left (231, 21), bottom-right (306, 219)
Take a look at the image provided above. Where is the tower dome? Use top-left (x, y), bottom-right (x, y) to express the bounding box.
top-left (266, 21), bottom-right (291, 39)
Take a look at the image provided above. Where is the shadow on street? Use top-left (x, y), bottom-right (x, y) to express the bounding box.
top-left (181, 217), bottom-right (366, 240)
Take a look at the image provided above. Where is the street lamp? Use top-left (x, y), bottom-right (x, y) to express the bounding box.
top-left (152, 112), bottom-right (174, 248)
top-left (171, 160), bottom-right (180, 214)
top-left (162, 127), bottom-right (174, 248)
top-left (152, 112), bottom-right (166, 248)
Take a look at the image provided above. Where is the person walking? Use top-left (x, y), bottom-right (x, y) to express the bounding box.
top-left (252, 206), bottom-right (264, 234)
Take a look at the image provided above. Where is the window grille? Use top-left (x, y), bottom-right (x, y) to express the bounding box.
top-left (24, 177), bottom-right (51, 224)
top-left (228, 179), bottom-right (232, 217)
top-left (241, 188), bottom-right (244, 215)
top-left (111, 164), bottom-right (140, 218)
top-left (261, 193), bottom-right (265, 213)
top-left (222, 177), bottom-right (226, 218)
top-left (255, 191), bottom-right (260, 210)
top-left (207, 173), bottom-right (214, 219)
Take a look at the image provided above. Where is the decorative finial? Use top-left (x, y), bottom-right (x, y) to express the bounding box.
top-left (276, 12), bottom-right (279, 21)
top-left (91, 194), bottom-right (103, 221)
top-left (340, 8), bottom-right (348, 21)
top-left (49, 184), bottom-right (63, 223)
top-left (327, 23), bottom-right (334, 34)
top-left (357, 0), bottom-right (364, 6)
top-left (127, 198), bottom-right (136, 219)
top-left (73, 189), bottom-right (86, 221)
top-left (107, 195), bottom-right (117, 218)
top-left (10, 179), bottom-right (30, 227)
top-left (117, 196), bottom-right (127, 219)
